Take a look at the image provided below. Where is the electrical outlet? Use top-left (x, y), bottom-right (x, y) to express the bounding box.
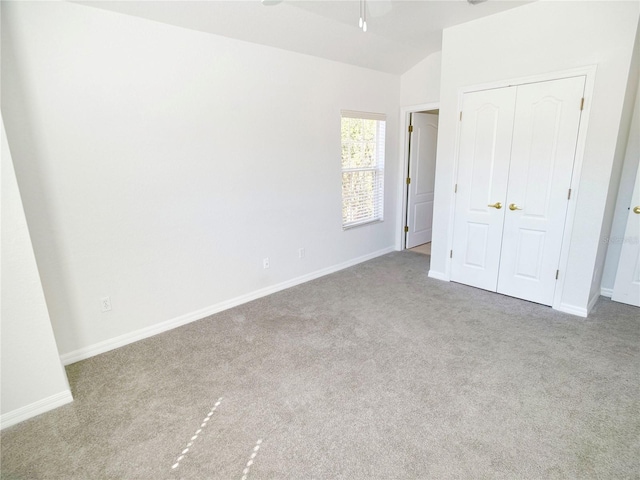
top-left (298, 248), bottom-right (305, 259)
top-left (101, 296), bottom-right (112, 312)
top-left (263, 257), bottom-right (270, 269)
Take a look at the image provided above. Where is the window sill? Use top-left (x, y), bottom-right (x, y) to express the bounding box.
top-left (342, 219), bottom-right (383, 231)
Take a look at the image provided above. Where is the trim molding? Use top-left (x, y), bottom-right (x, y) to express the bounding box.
top-left (60, 246), bottom-right (395, 365)
top-left (600, 287), bottom-right (614, 298)
top-left (428, 270), bottom-right (448, 281)
top-left (556, 302), bottom-right (588, 318)
top-left (1, 390), bottom-right (73, 430)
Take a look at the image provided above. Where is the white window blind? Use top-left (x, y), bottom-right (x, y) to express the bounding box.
top-left (341, 110), bottom-right (386, 229)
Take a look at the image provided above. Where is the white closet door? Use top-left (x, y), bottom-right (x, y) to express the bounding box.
top-left (450, 87), bottom-right (517, 291)
top-left (406, 113), bottom-right (438, 249)
top-left (611, 166), bottom-right (640, 307)
top-left (497, 76), bottom-right (585, 306)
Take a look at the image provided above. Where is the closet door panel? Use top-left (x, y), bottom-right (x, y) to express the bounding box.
top-left (451, 87), bottom-right (516, 291)
top-left (497, 76), bottom-right (586, 305)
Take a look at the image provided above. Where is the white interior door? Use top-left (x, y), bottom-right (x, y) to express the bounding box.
top-left (611, 165), bottom-right (640, 307)
top-left (497, 76), bottom-right (586, 306)
top-left (406, 113), bottom-right (438, 249)
top-left (450, 87), bottom-right (517, 291)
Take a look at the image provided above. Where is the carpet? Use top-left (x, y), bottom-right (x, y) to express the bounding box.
top-left (1, 251), bottom-right (638, 479)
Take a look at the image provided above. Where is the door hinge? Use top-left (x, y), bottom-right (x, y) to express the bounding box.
top-left (406, 177), bottom-right (411, 185)
top-left (556, 270), bottom-right (559, 280)
top-left (450, 250), bottom-right (453, 258)
top-left (408, 125), bottom-right (414, 133)
top-left (568, 188), bottom-right (572, 200)
top-left (404, 226), bottom-right (409, 233)
top-left (454, 183), bottom-right (458, 193)
top-left (459, 111), bottom-right (463, 121)
top-left (580, 97), bottom-right (585, 111)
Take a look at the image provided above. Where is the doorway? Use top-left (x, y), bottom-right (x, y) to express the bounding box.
top-left (402, 108), bottom-right (439, 254)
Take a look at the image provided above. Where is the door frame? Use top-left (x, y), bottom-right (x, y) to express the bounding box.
top-left (445, 65), bottom-right (597, 314)
top-left (396, 102), bottom-right (439, 251)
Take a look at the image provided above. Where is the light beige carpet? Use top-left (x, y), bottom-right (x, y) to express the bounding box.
top-left (1, 251), bottom-right (639, 479)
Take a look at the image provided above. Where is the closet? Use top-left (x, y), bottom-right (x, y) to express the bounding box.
top-left (450, 76), bottom-right (586, 306)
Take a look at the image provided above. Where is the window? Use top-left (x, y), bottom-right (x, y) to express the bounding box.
top-left (341, 110), bottom-right (386, 229)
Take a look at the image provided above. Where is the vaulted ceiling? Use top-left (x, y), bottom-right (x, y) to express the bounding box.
top-left (76, 0), bottom-right (531, 74)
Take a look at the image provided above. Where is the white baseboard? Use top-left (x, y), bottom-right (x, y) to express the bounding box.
top-left (600, 287), bottom-right (614, 298)
top-left (1, 390), bottom-right (73, 430)
top-left (60, 246), bottom-right (395, 366)
top-left (557, 292), bottom-right (601, 318)
top-left (556, 302), bottom-right (588, 317)
top-left (428, 270), bottom-right (448, 281)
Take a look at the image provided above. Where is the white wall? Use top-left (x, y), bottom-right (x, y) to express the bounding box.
top-left (1, 1), bottom-right (400, 360)
top-left (430, 1), bottom-right (639, 315)
top-left (1, 116), bottom-right (72, 429)
top-left (400, 51), bottom-right (441, 107)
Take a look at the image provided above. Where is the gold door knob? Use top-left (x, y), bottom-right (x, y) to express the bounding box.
top-left (509, 203), bottom-right (523, 211)
top-left (633, 206), bottom-right (640, 214)
top-left (488, 202), bottom-right (502, 209)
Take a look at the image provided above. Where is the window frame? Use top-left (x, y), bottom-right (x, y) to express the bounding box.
top-left (340, 110), bottom-right (386, 230)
